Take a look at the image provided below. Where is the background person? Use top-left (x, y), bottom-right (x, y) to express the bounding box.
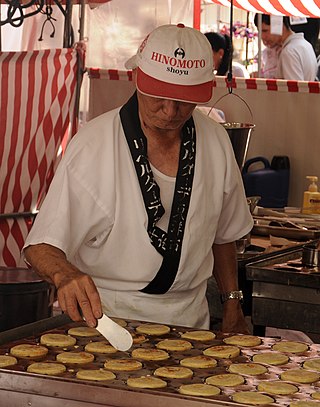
top-left (204, 32), bottom-right (250, 78)
top-left (254, 14), bottom-right (318, 81)
top-left (24, 24), bottom-right (253, 333)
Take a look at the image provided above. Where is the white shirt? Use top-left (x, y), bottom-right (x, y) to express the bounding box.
top-left (277, 32), bottom-right (318, 81)
top-left (24, 107), bottom-right (253, 328)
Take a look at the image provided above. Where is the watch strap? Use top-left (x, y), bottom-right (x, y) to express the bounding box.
top-left (220, 290), bottom-right (243, 304)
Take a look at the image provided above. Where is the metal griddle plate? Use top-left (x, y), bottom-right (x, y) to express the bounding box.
top-left (1, 315), bottom-right (320, 407)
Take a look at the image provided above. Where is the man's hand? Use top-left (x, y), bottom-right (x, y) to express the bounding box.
top-left (24, 243), bottom-right (102, 327)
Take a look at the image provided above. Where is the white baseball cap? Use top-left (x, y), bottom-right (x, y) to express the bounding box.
top-left (125, 23), bottom-right (214, 104)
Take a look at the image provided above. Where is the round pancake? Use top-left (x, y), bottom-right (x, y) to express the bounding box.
top-left (104, 358), bottom-right (142, 371)
top-left (228, 362), bottom-right (268, 376)
top-left (127, 376), bottom-right (167, 389)
top-left (272, 341), bottom-right (308, 353)
top-left (303, 359), bottom-right (320, 372)
top-left (84, 341), bottom-right (117, 354)
top-left (76, 369), bottom-right (116, 381)
top-left (257, 380), bottom-right (299, 395)
top-left (40, 333), bottom-right (76, 348)
top-left (179, 383), bottom-right (220, 397)
top-left (232, 391), bottom-right (274, 405)
top-left (223, 335), bottom-right (261, 347)
top-left (156, 339), bottom-right (192, 351)
top-left (136, 324), bottom-right (170, 336)
top-left (311, 393), bottom-right (320, 400)
top-left (131, 333), bottom-right (147, 345)
top-left (181, 330), bottom-right (216, 341)
top-left (67, 327), bottom-right (100, 337)
top-left (0, 355), bottom-right (17, 368)
top-left (111, 317), bottom-right (127, 327)
top-left (154, 366), bottom-right (193, 379)
top-left (290, 402), bottom-right (320, 407)
top-left (280, 368), bottom-right (320, 384)
top-left (180, 355), bottom-right (217, 369)
top-left (203, 345), bottom-right (240, 359)
top-left (131, 348), bottom-right (169, 361)
top-left (205, 373), bottom-right (245, 387)
top-left (56, 351), bottom-right (94, 364)
top-left (27, 362), bottom-right (66, 375)
top-left (252, 352), bottom-right (289, 366)
top-left (10, 344), bottom-right (48, 359)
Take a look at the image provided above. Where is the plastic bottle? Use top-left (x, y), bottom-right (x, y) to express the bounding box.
top-left (302, 176), bottom-right (320, 214)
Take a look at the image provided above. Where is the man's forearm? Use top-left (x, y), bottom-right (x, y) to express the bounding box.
top-left (24, 243), bottom-right (75, 287)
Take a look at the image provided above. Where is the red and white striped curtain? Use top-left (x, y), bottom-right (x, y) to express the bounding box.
top-left (0, 48), bottom-right (79, 267)
top-left (208, 1), bottom-right (320, 17)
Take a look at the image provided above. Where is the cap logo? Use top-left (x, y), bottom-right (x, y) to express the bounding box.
top-left (174, 48), bottom-right (185, 59)
top-left (150, 50), bottom-right (205, 77)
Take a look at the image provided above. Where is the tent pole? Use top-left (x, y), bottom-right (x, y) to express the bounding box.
top-left (193, 0), bottom-right (201, 30)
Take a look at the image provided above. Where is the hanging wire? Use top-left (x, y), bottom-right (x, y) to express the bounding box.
top-left (38, 0), bottom-right (56, 41)
top-left (227, 0), bottom-right (234, 94)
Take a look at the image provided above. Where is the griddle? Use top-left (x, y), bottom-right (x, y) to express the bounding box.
top-left (1, 314), bottom-right (320, 407)
top-left (246, 248), bottom-right (320, 334)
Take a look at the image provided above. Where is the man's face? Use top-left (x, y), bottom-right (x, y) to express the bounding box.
top-left (261, 22), bottom-right (282, 48)
top-left (137, 91), bottom-right (196, 132)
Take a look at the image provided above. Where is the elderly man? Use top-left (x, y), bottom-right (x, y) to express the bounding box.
top-left (24, 24), bottom-right (253, 332)
top-left (254, 14), bottom-right (318, 81)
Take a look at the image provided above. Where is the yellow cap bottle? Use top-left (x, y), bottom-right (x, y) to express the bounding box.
top-left (302, 176), bottom-right (320, 214)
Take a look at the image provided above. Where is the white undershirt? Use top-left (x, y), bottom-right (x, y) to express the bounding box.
top-left (150, 164), bottom-right (176, 232)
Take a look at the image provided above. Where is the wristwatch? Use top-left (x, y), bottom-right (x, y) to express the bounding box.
top-left (220, 290), bottom-right (243, 304)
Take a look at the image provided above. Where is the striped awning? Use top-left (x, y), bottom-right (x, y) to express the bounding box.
top-left (208, 1), bottom-right (320, 18)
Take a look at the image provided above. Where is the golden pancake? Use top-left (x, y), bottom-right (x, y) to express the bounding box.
top-left (10, 344), bottom-right (48, 359)
top-left (136, 324), bottom-right (170, 336)
top-left (228, 363), bottom-right (268, 376)
top-left (56, 351), bottom-right (94, 364)
top-left (205, 373), bottom-right (245, 387)
top-left (27, 362), bottom-right (66, 375)
top-left (111, 318), bottom-right (127, 327)
top-left (181, 330), bottom-right (216, 341)
top-left (203, 345), bottom-right (240, 359)
top-left (272, 341), bottom-right (308, 354)
top-left (131, 348), bottom-right (169, 361)
top-left (0, 355), bottom-right (17, 368)
top-left (303, 359), bottom-right (320, 372)
top-left (257, 380), bottom-right (299, 395)
top-left (311, 393), bottom-right (320, 400)
top-left (223, 335), bottom-right (261, 347)
top-left (84, 341), bottom-right (117, 354)
top-left (252, 352), bottom-right (289, 366)
top-left (179, 383), bottom-right (220, 397)
top-left (281, 368), bottom-right (320, 384)
top-left (131, 333), bottom-right (147, 345)
top-left (40, 333), bottom-right (76, 348)
top-left (154, 366), bottom-right (193, 379)
top-left (232, 391), bottom-right (274, 405)
top-left (127, 376), bottom-right (167, 389)
top-left (156, 339), bottom-right (192, 352)
top-left (67, 326), bottom-right (100, 337)
top-left (76, 369), bottom-right (116, 381)
top-left (290, 402), bottom-right (320, 407)
top-left (104, 358), bottom-right (142, 371)
top-left (180, 355), bottom-right (217, 369)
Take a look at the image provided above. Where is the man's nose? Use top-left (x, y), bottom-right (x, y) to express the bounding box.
top-left (161, 100), bottom-right (179, 117)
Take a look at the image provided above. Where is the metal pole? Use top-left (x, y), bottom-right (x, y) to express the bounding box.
top-left (257, 13), bottom-right (262, 77)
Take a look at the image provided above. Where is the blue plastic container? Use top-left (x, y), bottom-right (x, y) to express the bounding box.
top-left (242, 156), bottom-right (290, 208)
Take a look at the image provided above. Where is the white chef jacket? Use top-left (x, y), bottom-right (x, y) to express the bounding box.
top-left (277, 33), bottom-right (318, 81)
top-left (24, 106), bottom-right (253, 328)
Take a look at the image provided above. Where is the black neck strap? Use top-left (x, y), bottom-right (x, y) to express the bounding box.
top-left (120, 92), bottom-right (196, 294)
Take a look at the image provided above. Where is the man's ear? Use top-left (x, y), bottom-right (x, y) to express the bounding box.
top-left (132, 68), bottom-right (137, 85)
